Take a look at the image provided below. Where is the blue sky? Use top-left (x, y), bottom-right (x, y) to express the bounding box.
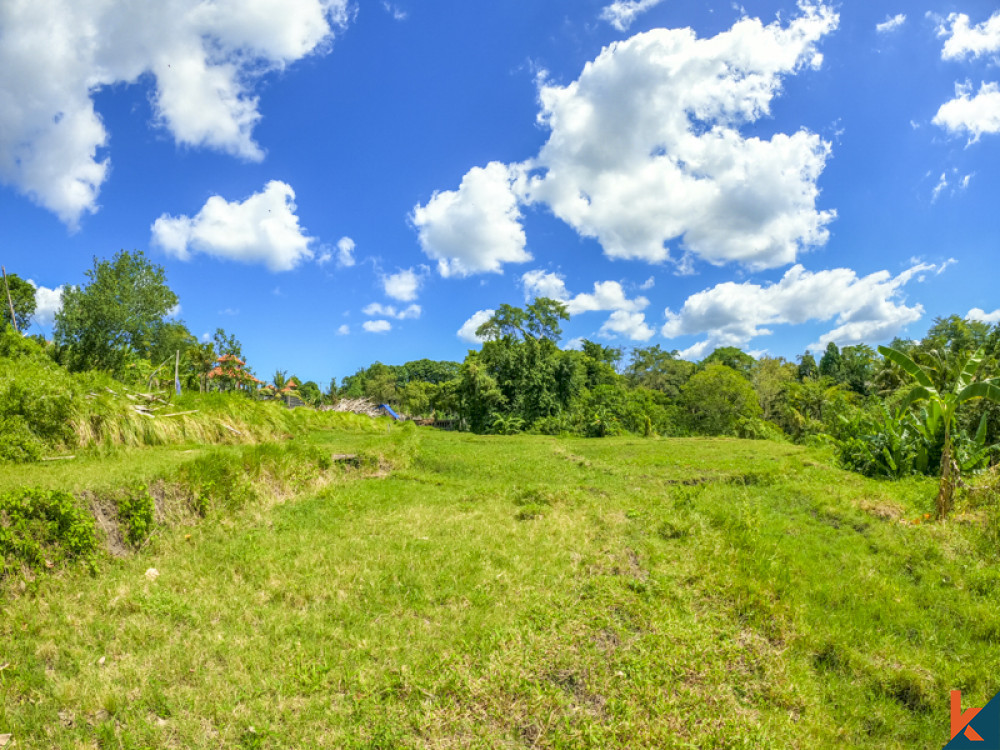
top-left (1, 0), bottom-right (999, 385)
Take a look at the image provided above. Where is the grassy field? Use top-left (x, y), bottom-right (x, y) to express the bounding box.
top-left (2, 426), bottom-right (998, 748)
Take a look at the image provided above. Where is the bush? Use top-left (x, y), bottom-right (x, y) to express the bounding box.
top-left (0, 416), bottom-right (44, 462)
top-left (576, 384), bottom-right (679, 438)
top-left (0, 488), bottom-right (98, 577)
top-left (680, 364), bottom-right (761, 435)
top-left (735, 417), bottom-right (787, 442)
top-left (116, 485), bottom-right (156, 547)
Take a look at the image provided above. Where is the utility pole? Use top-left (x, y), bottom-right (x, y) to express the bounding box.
top-left (1, 266), bottom-right (19, 334)
top-left (175, 349), bottom-right (181, 395)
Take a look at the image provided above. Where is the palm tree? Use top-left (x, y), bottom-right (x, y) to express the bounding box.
top-left (272, 369), bottom-right (288, 390)
top-left (879, 345), bottom-right (1000, 518)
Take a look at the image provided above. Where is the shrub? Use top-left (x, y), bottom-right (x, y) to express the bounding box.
top-left (680, 364), bottom-right (762, 435)
top-left (0, 488), bottom-right (98, 577)
top-left (116, 485), bottom-right (156, 547)
top-left (0, 416), bottom-right (44, 462)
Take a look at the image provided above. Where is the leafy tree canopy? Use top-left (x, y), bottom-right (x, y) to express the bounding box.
top-left (1, 272), bottom-right (36, 333)
top-left (624, 344), bottom-right (695, 398)
top-left (54, 250), bottom-right (178, 373)
top-left (476, 298), bottom-right (569, 343)
top-left (701, 346), bottom-right (755, 378)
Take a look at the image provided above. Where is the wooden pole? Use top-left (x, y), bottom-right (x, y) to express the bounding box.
top-left (175, 350), bottom-right (180, 395)
top-left (1, 266), bottom-right (18, 334)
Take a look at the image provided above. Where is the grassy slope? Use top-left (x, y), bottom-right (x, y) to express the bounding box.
top-left (2, 430), bottom-right (997, 749)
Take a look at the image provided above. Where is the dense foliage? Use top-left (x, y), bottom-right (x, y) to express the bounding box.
top-left (5, 250), bottom-right (1000, 516)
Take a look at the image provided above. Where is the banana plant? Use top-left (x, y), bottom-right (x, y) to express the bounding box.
top-left (879, 345), bottom-right (1000, 518)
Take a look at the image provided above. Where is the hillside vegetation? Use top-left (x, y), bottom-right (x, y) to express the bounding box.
top-left (0, 327), bottom-right (368, 462)
top-left (4, 250), bottom-right (1000, 748)
top-left (2, 427), bottom-right (999, 748)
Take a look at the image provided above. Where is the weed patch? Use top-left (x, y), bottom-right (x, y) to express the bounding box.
top-left (0, 488), bottom-right (98, 579)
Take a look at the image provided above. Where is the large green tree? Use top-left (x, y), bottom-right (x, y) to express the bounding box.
top-left (702, 347), bottom-right (755, 378)
top-left (54, 250), bottom-right (178, 373)
top-left (624, 345), bottom-right (695, 398)
top-left (1, 272), bottom-right (37, 333)
top-left (680, 363), bottom-right (762, 435)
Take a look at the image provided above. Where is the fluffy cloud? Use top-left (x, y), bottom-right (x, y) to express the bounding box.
top-left (520, 270), bottom-right (569, 301)
top-left (521, 270), bottom-right (648, 315)
top-left (564, 281), bottom-right (648, 316)
top-left (412, 162), bottom-right (530, 277)
top-left (0, 0), bottom-right (350, 227)
top-left (457, 309), bottom-right (495, 344)
top-left (600, 0), bottom-right (666, 32)
top-left (937, 11), bottom-right (1000, 60)
top-left (933, 82), bottom-right (1000, 141)
top-left (28, 282), bottom-right (64, 329)
top-left (151, 180), bottom-right (315, 271)
top-left (933, 12), bottom-right (1000, 143)
top-left (521, 270), bottom-right (649, 315)
top-left (599, 310), bottom-right (654, 341)
top-left (336, 324), bottom-right (350, 335)
top-left (876, 14), bottom-right (906, 34)
top-left (362, 302), bottom-right (421, 320)
top-left (968, 308), bottom-right (1000, 324)
top-left (521, 4), bottom-right (838, 270)
top-left (363, 320), bottom-right (392, 334)
top-left (662, 262), bottom-right (945, 355)
top-left (520, 270), bottom-right (652, 341)
top-left (423, 5), bottom-right (838, 275)
top-left (382, 267), bottom-right (425, 302)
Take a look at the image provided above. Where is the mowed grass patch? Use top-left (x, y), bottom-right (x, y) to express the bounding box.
top-left (1, 431), bottom-right (998, 748)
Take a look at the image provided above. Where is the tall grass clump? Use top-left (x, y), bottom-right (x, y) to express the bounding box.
top-left (0, 488), bottom-right (98, 579)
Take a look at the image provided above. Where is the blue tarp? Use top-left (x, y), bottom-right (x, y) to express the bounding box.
top-left (378, 403), bottom-right (402, 420)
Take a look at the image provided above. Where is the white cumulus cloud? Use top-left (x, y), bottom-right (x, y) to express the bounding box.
top-left (937, 11), bottom-right (1000, 60)
top-left (662, 261), bottom-right (945, 355)
top-left (457, 309), bottom-right (495, 344)
top-left (520, 270), bottom-right (652, 341)
top-left (600, 0), bottom-right (666, 32)
top-left (151, 180), bottom-right (315, 272)
top-left (521, 4), bottom-right (838, 271)
top-left (362, 302), bottom-right (421, 320)
top-left (876, 14), bottom-right (906, 34)
top-left (968, 308), bottom-right (1000, 324)
top-left (28, 282), bottom-right (65, 329)
top-left (412, 161), bottom-right (530, 277)
top-left (382, 267), bottom-right (425, 302)
top-left (0, 0), bottom-right (350, 227)
top-left (933, 81), bottom-right (1000, 141)
top-left (336, 324), bottom-right (350, 335)
top-left (363, 320), bottom-right (392, 334)
top-left (424, 5), bottom-right (838, 276)
top-left (521, 270), bottom-right (648, 315)
top-left (600, 310), bottom-right (654, 341)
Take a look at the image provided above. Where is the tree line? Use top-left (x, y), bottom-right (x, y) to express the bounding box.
top-left (5, 249), bottom-right (1000, 517)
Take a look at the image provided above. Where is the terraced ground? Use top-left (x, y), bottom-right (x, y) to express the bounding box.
top-left (1, 426), bottom-right (998, 748)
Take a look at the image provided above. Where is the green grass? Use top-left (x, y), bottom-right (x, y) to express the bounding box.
top-left (1, 429), bottom-right (998, 748)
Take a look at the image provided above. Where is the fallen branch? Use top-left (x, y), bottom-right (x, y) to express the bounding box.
top-left (41, 455), bottom-right (76, 461)
top-left (220, 422), bottom-right (243, 436)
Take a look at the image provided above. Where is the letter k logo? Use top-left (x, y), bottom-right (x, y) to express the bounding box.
top-left (954, 691), bottom-right (985, 742)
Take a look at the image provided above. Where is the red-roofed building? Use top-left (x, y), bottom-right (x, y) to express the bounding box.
top-left (207, 354), bottom-right (259, 394)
